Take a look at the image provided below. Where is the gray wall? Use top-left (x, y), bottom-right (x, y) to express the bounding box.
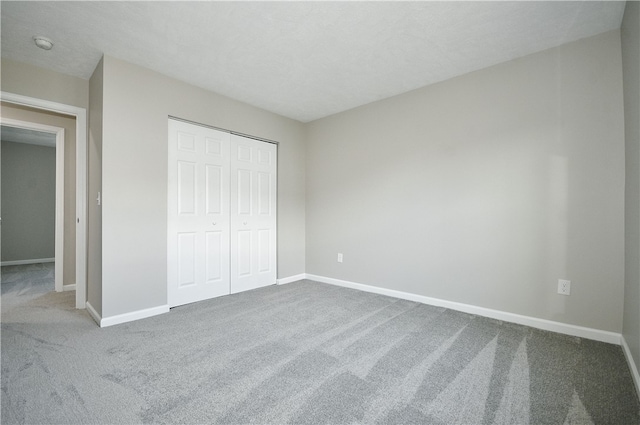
top-left (622, 1), bottom-right (640, 376)
top-left (1, 141), bottom-right (56, 262)
top-left (88, 58), bottom-right (103, 316)
top-left (99, 55), bottom-right (306, 318)
top-left (306, 30), bottom-right (625, 333)
top-left (0, 103), bottom-right (77, 284)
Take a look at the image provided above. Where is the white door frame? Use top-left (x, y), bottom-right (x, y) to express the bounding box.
top-left (0, 118), bottom-right (65, 292)
top-left (1, 91), bottom-right (88, 309)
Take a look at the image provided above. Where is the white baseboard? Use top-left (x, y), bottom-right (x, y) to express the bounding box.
top-left (85, 301), bottom-right (168, 328)
top-left (85, 301), bottom-right (101, 326)
top-left (100, 304), bottom-right (169, 328)
top-left (622, 336), bottom-right (640, 399)
top-left (0, 258), bottom-right (55, 266)
top-left (62, 284), bottom-right (76, 292)
top-left (277, 273), bottom-right (307, 285)
top-left (305, 274), bottom-right (621, 345)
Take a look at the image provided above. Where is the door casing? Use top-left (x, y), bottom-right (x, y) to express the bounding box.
top-left (1, 91), bottom-right (88, 309)
top-left (0, 118), bottom-right (66, 291)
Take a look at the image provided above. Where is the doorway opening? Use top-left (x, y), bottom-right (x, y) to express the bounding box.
top-left (1, 121), bottom-right (66, 292)
top-left (1, 92), bottom-right (88, 309)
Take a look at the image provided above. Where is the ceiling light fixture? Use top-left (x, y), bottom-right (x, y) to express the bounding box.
top-left (33, 36), bottom-right (53, 50)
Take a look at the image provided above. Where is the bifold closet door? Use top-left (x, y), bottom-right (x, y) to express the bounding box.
top-left (167, 120), bottom-right (231, 308)
top-left (230, 134), bottom-right (277, 293)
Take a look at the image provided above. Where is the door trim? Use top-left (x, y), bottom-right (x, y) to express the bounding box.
top-left (0, 117), bottom-right (65, 291)
top-left (1, 91), bottom-right (88, 309)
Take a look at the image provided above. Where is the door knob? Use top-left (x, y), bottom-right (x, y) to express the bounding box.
top-left (243, 222), bottom-right (247, 225)
top-left (212, 222), bottom-right (217, 226)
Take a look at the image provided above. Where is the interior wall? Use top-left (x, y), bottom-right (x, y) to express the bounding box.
top-left (0, 103), bottom-right (77, 284)
top-left (88, 58), bottom-right (104, 316)
top-left (1, 58), bottom-right (89, 296)
top-left (1, 141), bottom-right (56, 262)
top-left (622, 1), bottom-right (640, 374)
top-left (306, 30), bottom-right (625, 333)
top-left (1, 58), bottom-right (89, 110)
top-left (100, 55), bottom-right (306, 318)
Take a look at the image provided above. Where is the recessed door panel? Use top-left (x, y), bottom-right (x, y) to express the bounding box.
top-left (177, 132), bottom-right (196, 152)
top-left (258, 149), bottom-right (271, 165)
top-left (258, 229), bottom-right (271, 273)
top-left (258, 172), bottom-right (270, 215)
top-left (237, 230), bottom-right (252, 277)
top-left (178, 161), bottom-right (196, 215)
top-left (205, 137), bottom-right (221, 156)
top-left (237, 169), bottom-right (252, 215)
top-left (237, 145), bottom-right (252, 162)
top-left (206, 165), bottom-right (222, 215)
top-left (177, 233), bottom-right (196, 287)
top-left (205, 231), bottom-right (222, 282)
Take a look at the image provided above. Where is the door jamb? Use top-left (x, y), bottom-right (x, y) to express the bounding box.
top-left (0, 118), bottom-right (65, 291)
top-left (1, 92), bottom-right (88, 309)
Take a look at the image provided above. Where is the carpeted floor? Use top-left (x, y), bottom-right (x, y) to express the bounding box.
top-left (2, 263), bottom-right (639, 424)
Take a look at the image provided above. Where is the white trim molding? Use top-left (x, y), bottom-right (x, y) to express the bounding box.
top-left (305, 274), bottom-right (622, 345)
top-left (1, 258), bottom-right (55, 266)
top-left (86, 302), bottom-right (169, 328)
top-left (277, 274), bottom-right (306, 285)
top-left (1, 91), bottom-right (88, 309)
top-left (99, 305), bottom-right (170, 328)
top-left (62, 284), bottom-right (77, 292)
top-left (622, 336), bottom-right (640, 399)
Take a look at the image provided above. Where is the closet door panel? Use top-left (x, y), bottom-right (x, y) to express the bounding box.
top-left (169, 120), bottom-right (277, 307)
top-left (230, 134), bottom-right (277, 293)
top-left (168, 120), bottom-right (230, 307)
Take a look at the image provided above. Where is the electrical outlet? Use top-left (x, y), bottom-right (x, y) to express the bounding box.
top-left (337, 253), bottom-right (343, 263)
top-left (558, 279), bottom-right (571, 296)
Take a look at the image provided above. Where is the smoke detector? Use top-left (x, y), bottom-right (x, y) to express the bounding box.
top-left (33, 36), bottom-right (53, 50)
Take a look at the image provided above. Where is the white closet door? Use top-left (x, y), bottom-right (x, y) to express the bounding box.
top-left (168, 119), bottom-right (230, 307)
top-left (230, 134), bottom-right (277, 293)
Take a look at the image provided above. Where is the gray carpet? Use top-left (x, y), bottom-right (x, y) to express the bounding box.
top-left (2, 263), bottom-right (639, 424)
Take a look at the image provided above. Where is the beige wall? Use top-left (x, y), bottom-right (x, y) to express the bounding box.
top-left (306, 30), bottom-right (625, 333)
top-left (1, 59), bottom-right (89, 109)
top-left (88, 58), bottom-right (104, 316)
top-left (100, 55), bottom-right (306, 318)
top-left (622, 1), bottom-right (640, 375)
top-left (1, 103), bottom-right (77, 285)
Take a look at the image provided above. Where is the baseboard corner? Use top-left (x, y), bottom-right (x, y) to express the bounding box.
top-left (85, 301), bottom-right (101, 326)
top-left (621, 335), bottom-right (640, 400)
top-left (277, 273), bottom-right (307, 285)
top-left (99, 304), bottom-right (170, 328)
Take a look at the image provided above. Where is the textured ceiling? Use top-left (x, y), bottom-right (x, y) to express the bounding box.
top-left (1, 1), bottom-right (626, 122)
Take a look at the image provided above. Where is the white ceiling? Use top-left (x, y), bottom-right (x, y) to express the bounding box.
top-left (1, 125), bottom-right (57, 148)
top-left (1, 1), bottom-right (626, 123)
